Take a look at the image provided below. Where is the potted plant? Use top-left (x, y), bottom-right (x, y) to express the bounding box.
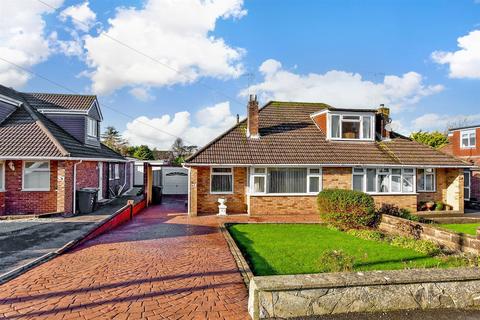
top-left (426, 201), bottom-right (435, 211)
top-left (435, 201), bottom-right (444, 211)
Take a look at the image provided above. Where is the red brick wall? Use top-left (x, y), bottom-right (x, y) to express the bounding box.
top-left (0, 192), bottom-right (5, 215)
top-left (76, 161), bottom-right (99, 190)
top-left (472, 170), bottom-right (480, 200)
top-left (448, 128), bottom-right (480, 158)
top-left (250, 196), bottom-right (317, 215)
top-left (4, 160), bottom-right (59, 215)
top-left (312, 113), bottom-right (327, 134)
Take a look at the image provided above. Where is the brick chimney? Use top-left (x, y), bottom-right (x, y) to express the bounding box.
top-left (247, 94), bottom-right (259, 138)
top-left (376, 104), bottom-right (391, 140)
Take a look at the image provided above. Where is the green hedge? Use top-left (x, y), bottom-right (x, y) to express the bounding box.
top-left (317, 188), bottom-right (377, 229)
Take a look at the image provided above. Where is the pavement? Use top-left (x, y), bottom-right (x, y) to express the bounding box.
top-left (0, 193), bottom-right (141, 277)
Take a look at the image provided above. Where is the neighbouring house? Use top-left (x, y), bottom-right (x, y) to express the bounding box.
top-left (441, 125), bottom-right (480, 202)
top-left (184, 96), bottom-right (471, 216)
top-left (0, 84), bottom-right (133, 216)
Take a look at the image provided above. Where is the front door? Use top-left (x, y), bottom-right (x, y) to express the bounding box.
top-left (98, 162), bottom-right (103, 200)
top-left (464, 169), bottom-right (471, 201)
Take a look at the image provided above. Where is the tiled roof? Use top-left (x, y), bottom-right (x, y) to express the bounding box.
top-left (186, 101), bottom-right (469, 167)
top-left (0, 85), bottom-right (124, 160)
top-left (21, 92), bottom-right (96, 111)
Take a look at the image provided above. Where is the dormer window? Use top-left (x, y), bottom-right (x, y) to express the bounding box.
top-left (329, 113), bottom-right (373, 140)
top-left (87, 117), bottom-right (98, 138)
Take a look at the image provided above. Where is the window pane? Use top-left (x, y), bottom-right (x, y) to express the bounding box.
top-left (402, 175), bottom-right (414, 193)
top-left (464, 171), bottom-right (471, 186)
top-left (309, 168), bottom-right (321, 174)
top-left (343, 115), bottom-right (360, 120)
top-left (268, 168), bottom-right (307, 193)
top-left (353, 168), bottom-right (364, 173)
top-left (362, 116), bottom-right (371, 139)
top-left (212, 175), bottom-right (232, 192)
top-left (425, 174), bottom-right (434, 191)
top-left (24, 171), bottom-right (50, 189)
top-left (471, 134), bottom-right (476, 147)
top-left (378, 174), bottom-right (389, 193)
top-left (392, 169), bottom-right (401, 175)
top-left (367, 169), bottom-right (376, 192)
top-left (462, 137), bottom-right (469, 147)
top-left (342, 121), bottom-right (360, 139)
top-left (391, 175), bottom-right (401, 192)
top-left (254, 168), bottom-right (266, 174)
top-left (26, 161), bottom-right (48, 169)
top-left (353, 175), bottom-right (364, 191)
top-left (403, 168), bottom-right (414, 174)
top-left (309, 176), bottom-right (320, 193)
top-left (212, 168), bottom-right (231, 173)
top-left (331, 115), bottom-right (340, 138)
top-left (254, 176), bottom-right (265, 193)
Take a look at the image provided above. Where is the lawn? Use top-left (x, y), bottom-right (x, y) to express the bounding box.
top-left (439, 223), bottom-right (480, 236)
top-left (228, 223), bottom-right (454, 276)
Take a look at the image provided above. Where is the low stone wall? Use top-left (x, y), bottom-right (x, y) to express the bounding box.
top-left (248, 268), bottom-right (480, 319)
top-left (379, 214), bottom-right (480, 254)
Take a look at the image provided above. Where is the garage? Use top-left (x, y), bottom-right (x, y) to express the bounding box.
top-left (161, 167), bottom-right (188, 195)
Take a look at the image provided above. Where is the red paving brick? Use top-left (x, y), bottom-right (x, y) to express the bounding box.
top-left (0, 198), bottom-right (320, 320)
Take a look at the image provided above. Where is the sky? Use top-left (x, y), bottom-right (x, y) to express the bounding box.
top-left (1, 0), bottom-right (480, 149)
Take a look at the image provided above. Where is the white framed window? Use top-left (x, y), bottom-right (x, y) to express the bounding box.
top-left (211, 167), bottom-right (233, 194)
top-left (464, 170), bottom-right (471, 201)
top-left (115, 164), bottom-right (120, 179)
top-left (109, 163), bottom-right (117, 180)
top-left (87, 117), bottom-right (98, 137)
top-left (23, 161), bottom-right (50, 191)
top-left (329, 113), bottom-right (374, 141)
top-left (0, 161), bottom-right (4, 191)
top-left (249, 167), bottom-right (322, 195)
top-left (461, 130), bottom-right (476, 149)
top-left (352, 168), bottom-right (416, 194)
top-left (417, 168), bottom-right (436, 192)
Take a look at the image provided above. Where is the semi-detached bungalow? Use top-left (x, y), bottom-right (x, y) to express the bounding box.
top-left (0, 85), bottom-right (132, 216)
top-left (184, 96), bottom-right (471, 216)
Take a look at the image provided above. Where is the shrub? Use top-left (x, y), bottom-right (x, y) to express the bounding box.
top-left (377, 204), bottom-right (420, 222)
top-left (317, 250), bottom-right (355, 272)
top-left (439, 254), bottom-right (480, 268)
top-left (346, 229), bottom-right (384, 242)
top-left (317, 189), bottom-right (377, 229)
top-left (389, 236), bottom-right (441, 256)
top-left (435, 201), bottom-right (445, 211)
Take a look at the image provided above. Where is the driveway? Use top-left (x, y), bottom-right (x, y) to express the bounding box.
top-left (0, 194), bottom-right (141, 277)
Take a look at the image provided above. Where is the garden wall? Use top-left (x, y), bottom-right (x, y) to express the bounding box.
top-left (248, 268), bottom-right (480, 319)
top-left (379, 214), bottom-right (480, 254)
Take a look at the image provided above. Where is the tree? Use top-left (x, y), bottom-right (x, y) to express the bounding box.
top-left (101, 126), bottom-right (128, 154)
top-left (132, 145), bottom-right (155, 160)
top-left (410, 131), bottom-right (449, 149)
top-left (170, 138), bottom-right (197, 165)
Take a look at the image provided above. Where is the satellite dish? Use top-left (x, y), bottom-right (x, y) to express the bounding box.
top-left (385, 123), bottom-right (393, 131)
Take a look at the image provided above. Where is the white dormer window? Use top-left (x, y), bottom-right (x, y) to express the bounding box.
top-left (461, 130), bottom-right (476, 149)
top-left (329, 113), bottom-right (374, 140)
top-left (87, 117), bottom-right (98, 137)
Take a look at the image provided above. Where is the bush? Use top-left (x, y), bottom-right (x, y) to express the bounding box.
top-left (317, 189), bottom-right (377, 229)
top-left (378, 204), bottom-right (420, 222)
top-left (439, 254), bottom-right (480, 268)
top-left (317, 250), bottom-right (355, 272)
top-left (435, 201), bottom-right (445, 211)
top-left (346, 229), bottom-right (384, 242)
top-left (390, 236), bottom-right (441, 256)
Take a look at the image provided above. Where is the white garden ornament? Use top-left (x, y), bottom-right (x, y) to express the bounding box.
top-left (217, 198), bottom-right (227, 216)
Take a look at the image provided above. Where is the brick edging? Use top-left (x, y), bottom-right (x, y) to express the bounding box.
top-left (220, 223), bottom-right (254, 288)
top-left (0, 198), bottom-right (146, 285)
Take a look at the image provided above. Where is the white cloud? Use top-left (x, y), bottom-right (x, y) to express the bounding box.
top-left (411, 113), bottom-right (480, 131)
top-left (129, 87), bottom-right (154, 101)
top-left (83, 0), bottom-right (246, 95)
top-left (242, 59), bottom-right (443, 112)
top-left (0, 0), bottom-right (63, 87)
top-left (432, 30), bottom-right (480, 79)
top-left (59, 1), bottom-right (96, 32)
top-left (123, 101), bottom-right (237, 148)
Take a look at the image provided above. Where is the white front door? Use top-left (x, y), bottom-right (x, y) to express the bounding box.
top-left (465, 170), bottom-right (471, 201)
top-left (162, 167), bottom-right (188, 195)
top-left (98, 162), bottom-right (103, 200)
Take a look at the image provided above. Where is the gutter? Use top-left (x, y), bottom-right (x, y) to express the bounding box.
top-left (72, 160), bottom-right (83, 214)
top-left (182, 163), bottom-right (475, 169)
top-left (0, 156), bottom-right (127, 162)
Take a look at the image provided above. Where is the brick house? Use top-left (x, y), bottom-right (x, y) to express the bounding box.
top-left (184, 96), bottom-right (471, 216)
top-left (441, 125), bottom-right (480, 202)
top-left (0, 85), bottom-right (133, 215)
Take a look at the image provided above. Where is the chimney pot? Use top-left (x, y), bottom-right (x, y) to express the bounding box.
top-left (247, 95), bottom-right (259, 138)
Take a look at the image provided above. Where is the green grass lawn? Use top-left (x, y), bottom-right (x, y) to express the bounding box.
top-left (439, 223), bottom-right (480, 236)
top-left (228, 223), bottom-right (454, 276)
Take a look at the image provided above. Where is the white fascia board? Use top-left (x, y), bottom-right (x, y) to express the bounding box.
top-left (0, 156), bottom-right (127, 162)
top-left (183, 163), bottom-right (474, 168)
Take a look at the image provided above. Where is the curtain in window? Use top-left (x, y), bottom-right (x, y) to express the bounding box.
top-left (268, 168), bottom-right (307, 193)
top-left (362, 116), bottom-right (371, 139)
top-left (331, 115), bottom-right (340, 138)
top-left (211, 175), bottom-right (232, 192)
top-left (353, 175), bottom-right (363, 191)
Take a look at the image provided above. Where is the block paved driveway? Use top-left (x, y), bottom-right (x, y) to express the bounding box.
top-left (0, 197), bottom-right (319, 320)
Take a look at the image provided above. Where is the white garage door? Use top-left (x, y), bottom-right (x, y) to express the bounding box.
top-left (162, 167), bottom-right (188, 195)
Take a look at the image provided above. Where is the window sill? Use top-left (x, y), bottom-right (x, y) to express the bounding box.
top-left (22, 189), bottom-right (50, 192)
top-left (248, 193), bottom-right (318, 197)
top-left (417, 190), bottom-right (436, 193)
top-left (366, 192), bottom-right (417, 196)
top-left (460, 146), bottom-right (476, 150)
top-left (210, 191), bottom-right (233, 195)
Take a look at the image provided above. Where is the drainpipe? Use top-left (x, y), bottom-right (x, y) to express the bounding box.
top-left (72, 160), bottom-right (83, 214)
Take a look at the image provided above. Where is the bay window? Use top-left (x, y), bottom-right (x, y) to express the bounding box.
top-left (417, 168), bottom-right (435, 192)
top-left (461, 130), bottom-right (476, 148)
top-left (330, 113), bottom-right (374, 140)
top-left (353, 168), bottom-right (416, 194)
top-left (211, 167), bottom-right (233, 194)
top-left (250, 167), bottom-right (322, 195)
top-left (23, 161), bottom-right (50, 191)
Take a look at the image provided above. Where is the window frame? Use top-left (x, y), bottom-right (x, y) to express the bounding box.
top-left (22, 160), bottom-right (51, 191)
top-left (417, 168), bottom-right (436, 192)
top-left (0, 161), bottom-right (4, 192)
top-left (460, 129), bottom-right (476, 149)
top-left (210, 167), bottom-right (234, 194)
top-left (328, 112), bottom-right (375, 141)
top-left (87, 117), bottom-right (98, 138)
top-left (115, 164), bottom-right (120, 179)
top-left (352, 167), bottom-right (417, 195)
top-left (464, 170), bottom-right (471, 201)
top-left (249, 166), bottom-right (322, 196)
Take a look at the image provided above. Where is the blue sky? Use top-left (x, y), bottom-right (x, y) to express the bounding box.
top-left (1, 0), bottom-right (480, 149)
